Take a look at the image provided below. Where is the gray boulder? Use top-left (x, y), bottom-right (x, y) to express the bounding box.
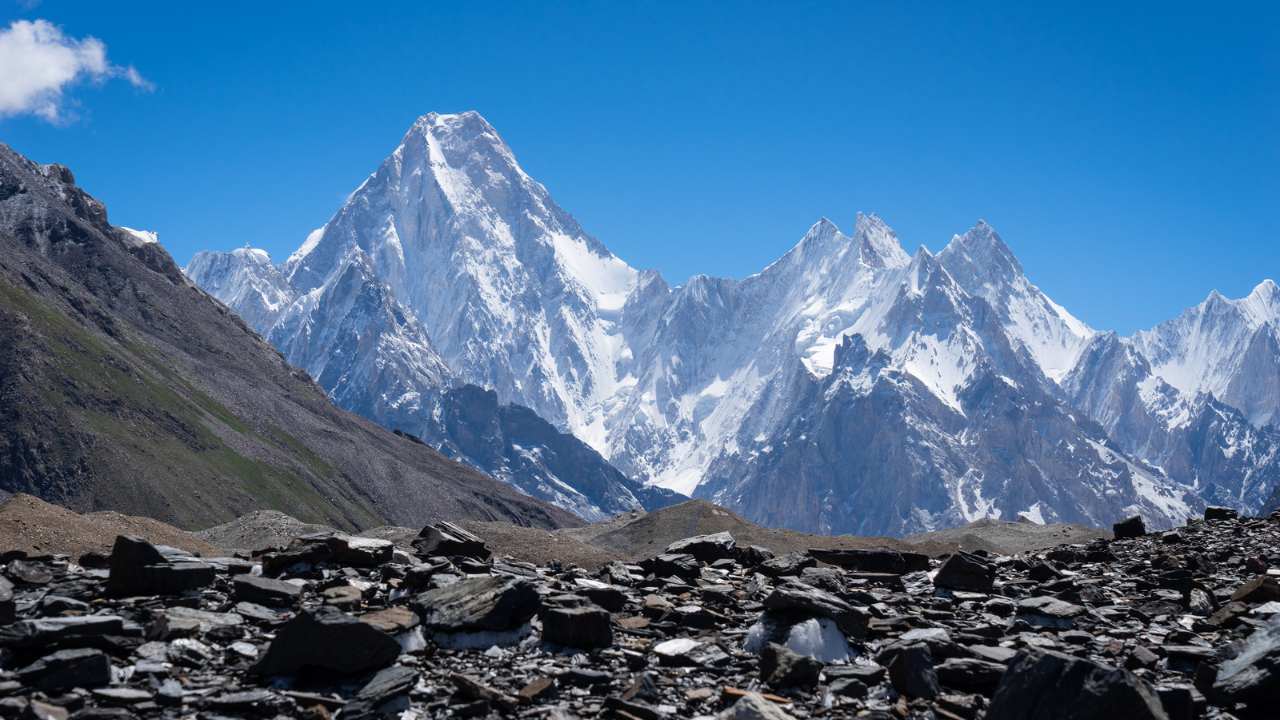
top-left (986, 647), bottom-right (1166, 720)
top-left (250, 606), bottom-right (400, 676)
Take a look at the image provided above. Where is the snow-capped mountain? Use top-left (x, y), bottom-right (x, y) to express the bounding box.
top-left (1063, 282), bottom-right (1280, 513)
top-left (187, 110), bottom-right (1276, 534)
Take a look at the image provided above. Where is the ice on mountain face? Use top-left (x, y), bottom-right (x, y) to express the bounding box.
top-left (936, 221), bottom-right (1095, 382)
top-left (120, 227), bottom-right (158, 245)
top-left (186, 110), bottom-right (1278, 533)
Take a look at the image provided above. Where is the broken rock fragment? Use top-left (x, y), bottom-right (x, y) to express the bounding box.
top-left (249, 606), bottom-right (400, 676)
top-left (986, 647), bottom-right (1166, 720)
top-left (665, 532), bottom-right (736, 563)
top-left (1113, 515), bottom-right (1147, 539)
top-left (104, 535), bottom-right (214, 598)
top-left (411, 521), bottom-right (490, 560)
top-left (932, 550), bottom-right (996, 593)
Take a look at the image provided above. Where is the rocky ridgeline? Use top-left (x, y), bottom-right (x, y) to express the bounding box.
top-left (0, 512), bottom-right (1279, 720)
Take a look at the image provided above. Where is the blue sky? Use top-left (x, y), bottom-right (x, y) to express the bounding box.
top-left (1, 1), bottom-right (1276, 335)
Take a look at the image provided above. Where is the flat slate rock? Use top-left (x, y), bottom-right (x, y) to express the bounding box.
top-left (986, 647), bottom-right (1165, 720)
top-left (250, 606), bottom-right (400, 676)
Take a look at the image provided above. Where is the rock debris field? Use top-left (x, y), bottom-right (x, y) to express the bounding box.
top-left (1, 509), bottom-right (1279, 720)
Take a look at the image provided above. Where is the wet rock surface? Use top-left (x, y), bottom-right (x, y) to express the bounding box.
top-left (4, 512), bottom-right (1280, 718)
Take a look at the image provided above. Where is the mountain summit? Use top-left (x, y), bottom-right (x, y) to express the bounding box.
top-left (189, 112), bottom-right (1277, 535)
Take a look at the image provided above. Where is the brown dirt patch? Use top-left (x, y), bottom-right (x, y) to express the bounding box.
top-left (459, 520), bottom-right (627, 570)
top-left (584, 499), bottom-right (958, 559)
top-left (903, 517), bottom-right (1112, 556)
top-left (0, 493), bottom-right (222, 559)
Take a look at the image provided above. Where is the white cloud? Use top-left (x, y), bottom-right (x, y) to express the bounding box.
top-left (0, 19), bottom-right (151, 122)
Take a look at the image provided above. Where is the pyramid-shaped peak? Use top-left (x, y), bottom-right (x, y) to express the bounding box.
top-left (401, 111), bottom-right (515, 163)
top-left (852, 212), bottom-right (910, 269)
top-left (804, 217), bottom-right (841, 240)
top-left (939, 219), bottom-right (1025, 279)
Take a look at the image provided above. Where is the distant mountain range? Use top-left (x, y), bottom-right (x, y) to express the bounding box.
top-left (183, 111), bottom-right (1280, 535)
top-left (0, 141), bottom-right (580, 533)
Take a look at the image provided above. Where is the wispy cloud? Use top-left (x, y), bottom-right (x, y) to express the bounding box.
top-left (0, 19), bottom-right (151, 123)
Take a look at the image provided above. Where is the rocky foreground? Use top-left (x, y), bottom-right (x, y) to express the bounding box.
top-left (1, 510), bottom-right (1279, 720)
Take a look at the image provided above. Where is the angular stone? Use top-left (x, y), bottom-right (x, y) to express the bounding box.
top-left (518, 676), bottom-right (558, 702)
top-left (322, 585), bottom-right (363, 607)
top-left (1027, 562), bottom-right (1062, 583)
top-left (808, 548), bottom-right (912, 574)
top-left (1113, 515), bottom-right (1147, 539)
top-left (986, 647), bottom-right (1165, 720)
top-left (762, 581), bottom-right (869, 638)
top-left (759, 642), bottom-right (822, 689)
top-left (233, 575), bottom-right (302, 607)
top-left (829, 677), bottom-right (867, 698)
top-left (757, 552), bottom-right (815, 578)
top-left (0, 615), bottom-right (125, 648)
top-left (666, 532), bottom-right (736, 563)
top-left (105, 536), bottom-right (213, 598)
top-left (163, 607), bottom-right (244, 634)
top-left (1016, 596), bottom-right (1086, 628)
top-left (262, 536), bottom-right (336, 576)
top-left (411, 522), bottom-right (490, 560)
top-left (342, 665), bottom-right (418, 720)
top-left (933, 551), bottom-right (996, 593)
top-left (654, 553), bottom-right (701, 578)
top-left (412, 575), bottom-right (540, 633)
top-left (717, 692), bottom-right (795, 720)
top-left (540, 605), bottom-right (612, 648)
top-left (653, 637), bottom-right (706, 666)
top-left (359, 607), bottom-right (419, 635)
top-left (888, 643), bottom-right (940, 699)
top-left (1231, 575), bottom-right (1280, 604)
top-left (332, 536), bottom-right (394, 567)
top-left (583, 585), bottom-right (626, 611)
top-left (16, 648), bottom-right (111, 693)
top-left (250, 606), bottom-right (400, 676)
top-left (1204, 506), bottom-right (1238, 521)
top-left (7, 560), bottom-right (53, 585)
top-left (1214, 610), bottom-right (1280, 705)
top-left (935, 658), bottom-right (1007, 689)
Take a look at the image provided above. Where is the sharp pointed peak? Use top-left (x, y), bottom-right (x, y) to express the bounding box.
top-left (940, 218), bottom-right (1024, 277)
top-left (850, 212), bottom-right (910, 268)
top-left (804, 217), bottom-right (841, 240)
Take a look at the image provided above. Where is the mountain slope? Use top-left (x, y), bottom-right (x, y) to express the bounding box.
top-left (0, 142), bottom-right (581, 532)
top-left (1063, 285), bottom-right (1280, 514)
top-left (188, 111), bottom-right (1274, 535)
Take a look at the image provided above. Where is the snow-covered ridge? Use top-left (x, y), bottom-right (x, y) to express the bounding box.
top-left (185, 110), bottom-right (1278, 533)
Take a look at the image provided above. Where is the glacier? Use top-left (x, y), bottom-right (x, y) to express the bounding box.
top-left (186, 110), bottom-right (1278, 534)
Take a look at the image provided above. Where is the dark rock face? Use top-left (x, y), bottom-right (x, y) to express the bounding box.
top-left (1214, 611), bottom-right (1280, 707)
top-left (666, 532), bottom-right (736, 563)
top-left (411, 575), bottom-right (540, 634)
top-left (540, 605), bottom-right (612, 649)
top-left (412, 522), bottom-right (491, 560)
top-left (759, 643), bottom-right (822, 689)
top-left (231, 575), bottom-right (301, 607)
top-left (104, 536), bottom-right (214, 598)
top-left (1205, 506), bottom-right (1238, 521)
top-left (1114, 515), bottom-right (1147, 539)
top-left (932, 550), bottom-right (996, 592)
top-left (250, 607), bottom-right (401, 676)
top-left (888, 643), bottom-right (940, 699)
top-left (808, 548), bottom-right (929, 573)
top-left (986, 648), bottom-right (1166, 720)
top-left (15, 649), bottom-right (111, 693)
top-left (426, 385), bottom-right (688, 520)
